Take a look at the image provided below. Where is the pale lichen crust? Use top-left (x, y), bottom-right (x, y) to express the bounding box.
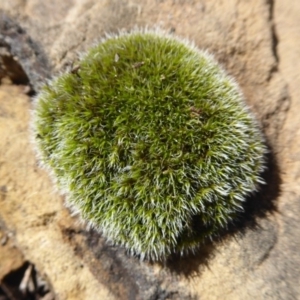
top-left (33, 29), bottom-right (266, 260)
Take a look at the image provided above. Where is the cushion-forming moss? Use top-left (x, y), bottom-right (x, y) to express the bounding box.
top-left (33, 29), bottom-right (266, 260)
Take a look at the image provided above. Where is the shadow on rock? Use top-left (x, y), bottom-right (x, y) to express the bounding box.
top-left (0, 12), bottom-right (51, 93)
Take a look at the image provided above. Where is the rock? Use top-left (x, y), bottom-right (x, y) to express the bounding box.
top-left (0, 224), bottom-right (24, 281)
top-left (0, 13), bottom-right (50, 89)
top-left (0, 0), bottom-right (300, 299)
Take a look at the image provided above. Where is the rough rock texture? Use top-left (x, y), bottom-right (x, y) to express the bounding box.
top-left (0, 0), bottom-right (299, 299)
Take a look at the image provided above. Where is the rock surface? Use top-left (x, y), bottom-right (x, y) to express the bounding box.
top-left (0, 0), bottom-right (299, 299)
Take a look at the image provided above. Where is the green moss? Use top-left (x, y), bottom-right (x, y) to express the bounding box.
top-left (33, 29), bottom-right (266, 260)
